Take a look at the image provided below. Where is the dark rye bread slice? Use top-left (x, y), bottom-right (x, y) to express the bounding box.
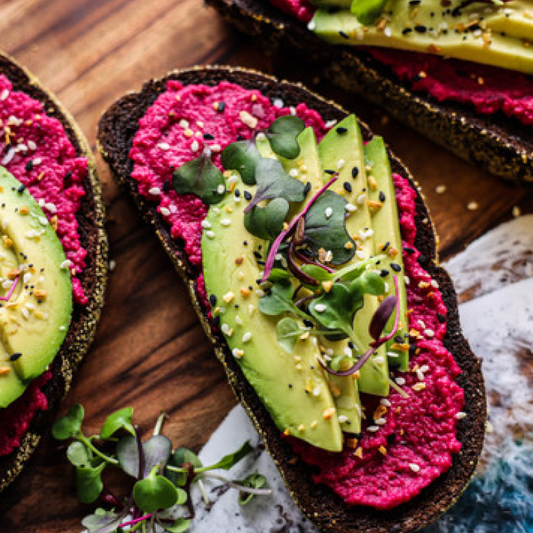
top-left (97, 65), bottom-right (486, 533)
top-left (0, 52), bottom-right (108, 493)
top-left (205, 0), bottom-right (533, 183)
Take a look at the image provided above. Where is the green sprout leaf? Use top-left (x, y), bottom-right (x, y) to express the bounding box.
top-left (309, 283), bottom-right (364, 341)
top-left (75, 462), bottom-right (106, 504)
top-left (117, 434), bottom-right (172, 479)
top-left (258, 280), bottom-right (300, 317)
top-left (351, 0), bottom-right (388, 26)
top-left (165, 447), bottom-right (203, 486)
top-left (266, 116), bottom-right (305, 159)
top-left (81, 509), bottom-right (122, 533)
top-left (276, 317), bottom-right (303, 353)
top-left (52, 404), bottom-right (84, 440)
top-left (67, 441), bottom-right (92, 468)
top-left (244, 197), bottom-right (289, 241)
top-left (200, 441), bottom-right (252, 472)
top-left (245, 159), bottom-right (306, 214)
top-left (350, 270), bottom-right (385, 297)
top-left (133, 468), bottom-right (180, 513)
top-left (236, 472), bottom-right (267, 506)
top-left (266, 267), bottom-right (292, 282)
top-left (304, 190), bottom-right (355, 265)
top-left (220, 140), bottom-right (261, 185)
top-left (173, 154), bottom-right (225, 204)
top-left (100, 406), bottom-right (135, 439)
top-left (165, 517), bottom-right (192, 533)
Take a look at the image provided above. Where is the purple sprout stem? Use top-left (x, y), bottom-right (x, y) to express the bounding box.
top-left (262, 176), bottom-right (338, 282)
top-left (376, 276), bottom-right (400, 344)
top-left (118, 514), bottom-right (152, 529)
top-left (0, 275), bottom-right (18, 301)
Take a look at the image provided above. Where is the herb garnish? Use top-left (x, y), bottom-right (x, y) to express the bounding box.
top-left (53, 405), bottom-right (270, 533)
top-left (264, 115), bottom-right (305, 159)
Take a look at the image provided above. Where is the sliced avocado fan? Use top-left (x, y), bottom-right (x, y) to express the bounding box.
top-left (0, 167), bottom-right (72, 408)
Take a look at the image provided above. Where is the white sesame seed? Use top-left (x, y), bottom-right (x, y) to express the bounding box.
top-left (221, 323), bottom-right (230, 334)
top-left (179, 119), bottom-right (189, 129)
top-left (416, 369), bottom-right (425, 381)
top-left (396, 377), bottom-right (406, 386)
top-left (1, 219), bottom-right (8, 230)
top-left (338, 415), bottom-right (348, 424)
top-left (109, 260), bottom-right (116, 271)
top-left (345, 203), bottom-right (357, 213)
top-left (356, 250), bottom-right (366, 260)
top-left (404, 276), bottom-right (410, 285)
top-left (148, 187), bottom-right (161, 196)
top-left (289, 106), bottom-right (296, 116)
top-left (273, 99), bottom-right (284, 108)
top-left (325, 119), bottom-right (337, 128)
top-left (424, 329), bottom-right (435, 338)
top-left (232, 348), bottom-right (244, 359)
top-left (255, 289), bottom-right (265, 297)
top-left (325, 207), bottom-right (333, 219)
top-left (2, 280), bottom-right (13, 289)
top-left (211, 144), bottom-right (221, 153)
top-left (220, 218), bottom-right (231, 227)
top-left (60, 259), bottom-right (72, 270)
top-left (191, 140), bottom-right (200, 152)
top-left (235, 315), bottom-right (243, 325)
top-left (307, 20), bottom-right (316, 30)
top-left (456, 411), bottom-right (467, 420)
top-left (289, 169), bottom-right (299, 178)
top-left (409, 463), bottom-right (420, 473)
top-left (367, 426), bottom-right (380, 432)
top-left (430, 279), bottom-right (439, 288)
top-left (380, 398), bottom-right (392, 407)
top-left (373, 356), bottom-right (385, 365)
top-left (336, 158), bottom-right (345, 169)
top-left (384, 26), bottom-right (392, 37)
top-left (39, 216), bottom-right (48, 226)
top-left (242, 332), bottom-right (252, 343)
top-left (28, 140), bottom-right (37, 151)
top-left (2, 148), bottom-right (15, 165)
top-left (23, 273), bottom-right (32, 284)
top-left (217, 184), bottom-right (225, 194)
top-left (375, 418), bottom-right (386, 426)
top-left (201, 220), bottom-right (211, 229)
top-left (33, 157), bottom-right (42, 166)
top-left (205, 230), bottom-right (215, 239)
top-left (157, 142), bottom-right (170, 151)
top-left (435, 184), bottom-right (447, 194)
top-left (21, 308), bottom-right (30, 320)
top-left (239, 110), bottom-right (258, 129)
top-left (387, 351), bottom-right (399, 358)
top-left (357, 194), bottom-right (366, 204)
top-left (314, 304), bottom-right (327, 313)
top-left (467, 201), bottom-right (479, 211)
top-left (312, 386), bottom-right (321, 397)
top-left (160, 207), bottom-right (171, 216)
top-left (59, 325), bottom-right (66, 331)
top-left (0, 89), bottom-right (9, 101)
top-left (420, 365), bottom-right (429, 373)
top-left (343, 346), bottom-right (353, 357)
top-left (417, 319), bottom-right (426, 329)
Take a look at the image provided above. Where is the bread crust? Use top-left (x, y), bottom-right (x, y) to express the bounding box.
top-left (98, 65), bottom-right (486, 533)
top-left (205, 0), bottom-right (533, 183)
top-left (0, 52), bottom-right (108, 492)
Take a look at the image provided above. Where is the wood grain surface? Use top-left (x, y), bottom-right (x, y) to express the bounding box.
top-left (0, 1), bottom-right (531, 531)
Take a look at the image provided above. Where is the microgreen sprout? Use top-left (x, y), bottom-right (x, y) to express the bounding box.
top-left (53, 406), bottom-right (271, 533)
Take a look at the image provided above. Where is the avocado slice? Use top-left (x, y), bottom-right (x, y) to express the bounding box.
top-left (311, 1), bottom-right (533, 76)
top-left (276, 127), bottom-right (362, 433)
top-left (365, 137), bottom-right (409, 371)
top-left (0, 167), bottom-right (72, 408)
top-left (202, 177), bottom-right (343, 452)
top-left (317, 116), bottom-right (389, 397)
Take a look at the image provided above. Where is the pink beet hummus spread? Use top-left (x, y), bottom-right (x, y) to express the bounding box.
top-left (0, 74), bottom-right (88, 458)
top-left (129, 80), bottom-right (464, 509)
top-left (270, 0), bottom-right (533, 127)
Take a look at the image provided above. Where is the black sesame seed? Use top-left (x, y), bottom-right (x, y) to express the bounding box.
top-left (17, 184), bottom-right (26, 193)
top-left (338, 30), bottom-right (349, 39)
top-left (437, 313), bottom-right (446, 323)
top-left (162, 181), bottom-right (171, 192)
top-left (404, 246), bottom-right (415, 254)
top-left (253, 251), bottom-right (262, 259)
top-left (394, 335), bottom-right (404, 343)
top-left (387, 432), bottom-right (397, 444)
top-left (65, 171), bottom-right (72, 180)
top-left (288, 384), bottom-right (293, 388)
top-left (213, 315), bottom-right (221, 327)
top-left (217, 102), bottom-right (226, 112)
top-left (244, 190), bottom-right (252, 201)
top-left (382, 242), bottom-right (390, 251)
top-left (402, 27), bottom-right (413, 35)
top-left (352, 166), bottom-right (359, 178)
top-left (418, 254), bottom-right (428, 266)
top-left (414, 25), bottom-right (427, 33)
top-left (237, 134), bottom-right (244, 141)
top-left (243, 240), bottom-right (248, 246)
top-left (409, 344), bottom-right (417, 354)
top-left (325, 169), bottom-right (336, 175)
top-left (9, 353), bottom-right (22, 361)
top-left (203, 133), bottom-right (215, 140)
top-left (25, 161), bottom-right (34, 171)
top-left (303, 319), bottom-right (314, 328)
top-left (380, 269), bottom-right (390, 277)
top-left (234, 189), bottom-right (241, 197)
top-left (336, 127), bottom-right (348, 134)
top-left (304, 182), bottom-right (311, 195)
top-left (379, 191), bottom-right (386, 202)
top-left (343, 182), bottom-right (352, 193)
top-left (390, 263), bottom-right (402, 272)
top-left (209, 294), bottom-right (217, 306)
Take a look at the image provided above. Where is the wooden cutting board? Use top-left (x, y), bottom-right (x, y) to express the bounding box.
top-left (0, 0), bottom-right (531, 531)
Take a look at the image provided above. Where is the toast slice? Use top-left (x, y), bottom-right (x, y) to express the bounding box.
top-left (0, 52), bottom-right (108, 492)
top-left (205, 0), bottom-right (533, 183)
top-left (97, 65), bottom-right (485, 532)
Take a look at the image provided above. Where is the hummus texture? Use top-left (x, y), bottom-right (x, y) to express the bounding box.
top-left (129, 80), bottom-right (464, 509)
top-left (271, 0), bottom-right (533, 127)
top-left (0, 74), bottom-right (88, 458)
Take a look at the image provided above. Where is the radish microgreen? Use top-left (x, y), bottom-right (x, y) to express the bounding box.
top-left (53, 407), bottom-right (270, 533)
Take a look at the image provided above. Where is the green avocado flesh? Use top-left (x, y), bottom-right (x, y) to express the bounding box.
top-left (310, 0), bottom-right (533, 75)
top-left (202, 117), bottom-right (406, 451)
top-left (0, 168), bottom-right (72, 409)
